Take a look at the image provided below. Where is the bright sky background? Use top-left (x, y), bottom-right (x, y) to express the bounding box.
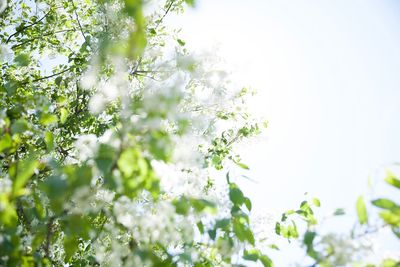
top-left (168, 0), bottom-right (400, 265)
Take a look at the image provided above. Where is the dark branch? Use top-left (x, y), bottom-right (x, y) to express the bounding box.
top-left (11, 29), bottom-right (76, 49)
top-left (155, 0), bottom-right (175, 29)
top-left (21, 67), bottom-right (73, 85)
top-left (130, 0), bottom-right (176, 76)
top-left (71, 1), bottom-right (87, 41)
top-left (6, 8), bottom-right (53, 43)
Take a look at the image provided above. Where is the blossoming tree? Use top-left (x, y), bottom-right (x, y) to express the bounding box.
top-left (0, 0), bottom-right (271, 266)
top-left (1, 0), bottom-right (399, 267)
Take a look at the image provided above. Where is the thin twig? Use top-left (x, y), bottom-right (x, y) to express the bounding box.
top-left (11, 29), bottom-right (76, 49)
top-left (71, 1), bottom-right (87, 41)
top-left (130, 0), bottom-right (176, 77)
top-left (134, 72), bottom-right (161, 81)
top-left (20, 67), bottom-right (73, 85)
top-left (6, 9), bottom-right (53, 43)
top-left (155, 0), bottom-right (175, 29)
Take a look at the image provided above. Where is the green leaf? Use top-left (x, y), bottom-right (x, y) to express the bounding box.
top-left (208, 229), bottom-right (216, 240)
top-left (0, 133), bottom-right (12, 152)
top-left (14, 53), bottom-right (30, 66)
top-left (243, 249), bottom-right (259, 261)
top-left (64, 235), bottom-right (79, 260)
top-left (268, 244), bottom-right (279, 250)
top-left (381, 258), bottom-right (399, 267)
top-left (312, 198), bottom-right (321, 207)
top-left (40, 114), bottom-right (58, 126)
top-left (96, 144), bottom-right (116, 175)
top-left (244, 197), bottom-right (252, 211)
top-left (197, 221), bottom-right (204, 234)
top-left (13, 158), bottom-right (39, 195)
top-left (385, 171), bottom-right (400, 189)
top-left (259, 254), bottom-right (274, 267)
top-left (380, 210), bottom-right (400, 226)
top-left (235, 161), bottom-right (250, 170)
top-left (40, 175), bottom-right (67, 213)
top-left (44, 131), bottom-right (54, 151)
top-left (177, 39), bottom-right (186, 46)
top-left (303, 231), bottom-right (319, 259)
top-left (11, 119), bottom-right (28, 134)
top-left (173, 197), bottom-right (190, 215)
top-left (55, 76), bottom-right (63, 86)
top-left (333, 208), bottom-right (345, 216)
top-left (60, 108), bottom-right (68, 124)
top-left (118, 148), bottom-right (140, 177)
top-left (232, 218), bottom-right (255, 245)
top-left (215, 218), bottom-right (230, 230)
top-left (229, 183), bottom-right (245, 206)
top-left (0, 194), bottom-right (18, 227)
top-left (356, 196), bottom-right (368, 225)
top-left (190, 198), bottom-right (216, 213)
top-left (275, 222), bottom-right (281, 235)
top-left (184, 0), bottom-right (195, 7)
top-left (372, 198), bottom-right (398, 210)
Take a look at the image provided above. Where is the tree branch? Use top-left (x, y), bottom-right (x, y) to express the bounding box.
top-left (71, 1), bottom-right (87, 41)
top-left (21, 67), bottom-right (73, 85)
top-left (11, 29), bottom-right (76, 49)
top-left (130, 0), bottom-right (176, 76)
top-left (155, 0), bottom-right (176, 29)
top-left (6, 9), bottom-right (53, 43)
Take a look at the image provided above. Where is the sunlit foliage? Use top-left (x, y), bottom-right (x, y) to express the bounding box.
top-left (0, 0), bottom-right (269, 266)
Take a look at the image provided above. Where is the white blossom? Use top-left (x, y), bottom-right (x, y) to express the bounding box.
top-left (74, 134), bottom-right (98, 161)
top-left (88, 93), bottom-right (107, 114)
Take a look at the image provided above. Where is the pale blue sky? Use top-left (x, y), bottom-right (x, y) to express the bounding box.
top-left (170, 0), bottom-right (400, 264)
top-left (172, 0), bottom-right (400, 212)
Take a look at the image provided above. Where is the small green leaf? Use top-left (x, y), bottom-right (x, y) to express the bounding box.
top-left (191, 198), bottom-right (216, 213)
top-left (173, 197), bottom-right (190, 215)
top-left (40, 114), bottom-right (58, 126)
top-left (356, 196), bottom-right (368, 225)
top-left (118, 148), bottom-right (140, 178)
top-left (215, 218), bottom-right (230, 230)
top-left (385, 171), bottom-right (400, 189)
top-left (0, 194), bottom-right (18, 227)
top-left (13, 158), bottom-right (39, 195)
top-left (312, 198), bottom-right (321, 207)
top-left (244, 197), bottom-right (252, 211)
top-left (232, 219), bottom-right (255, 245)
top-left (379, 210), bottom-right (400, 226)
top-left (196, 221), bottom-right (204, 234)
top-left (55, 76), bottom-right (63, 86)
top-left (208, 229), bottom-right (216, 240)
top-left (333, 208), bottom-right (345, 216)
top-left (275, 222), bottom-right (281, 235)
top-left (14, 53), bottom-right (30, 66)
top-left (372, 198), bottom-right (398, 210)
top-left (44, 131), bottom-right (54, 151)
top-left (184, 0), bottom-right (195, 7)
top-left (11, 119), bottom-right (28, 134)
top-left (177, 39), bottom-right (186, 46)
top-left (0, 133), bottom-right (12, 152)
top-left (259, 254), bottom-right (274, 267)
top-left (229, 183), bottom-right (245, 206)
top-left (243, 249), bottom-right (259, 261)
top-left (96, 144), bottom-right (116, 175)
top-left (381, 258), bottom-right (399, 267)
top-left (60, 108), bottom-right (68, 124)
top-left (235, 161), bottom-right (250, 170)
top-left (268, 244), bottom-right (279, 250)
